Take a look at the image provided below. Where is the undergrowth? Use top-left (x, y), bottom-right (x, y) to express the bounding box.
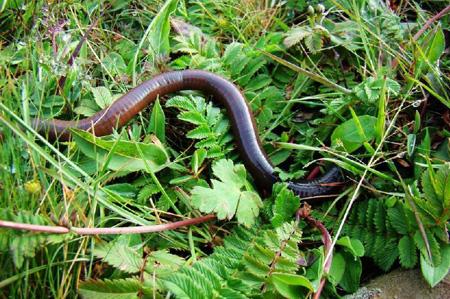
top-left (0, 0), bottom-right (449, 298)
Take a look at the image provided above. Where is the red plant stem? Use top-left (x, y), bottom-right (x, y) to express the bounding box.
top-left (413, 5), bottom-right (450, 41)
top-left (392, 4), bottom-right (450, 68)
top-left (57, 17), bottom-right (99, 91)
top-left (297, 204), bottom-right (332, 299)
top-left (0, 214), bottom-right (216, 235)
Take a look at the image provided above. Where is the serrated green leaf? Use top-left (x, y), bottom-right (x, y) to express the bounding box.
top-left (186, 125), bottom-right (211, 139)
top-left (93, 235), bottom-right (143, 273)
top-left (398, 236), bottom-right (417, 268)
top-left (420, 244), bottom-right (450, 287)
top-left (179, 110), bottom-right (206, 125)
top-left (387, 204), bottom-right (409, 234)
top-left (78, 278), bottom-right (145, 299)
top-left (191, 159), bottom-right (261, 226)
top-left (270, 183), bottom-right (300, 228)
top-left (91, 86), bottom-right (113, 109)
top-left (284, 27), bottom-right (310, 48)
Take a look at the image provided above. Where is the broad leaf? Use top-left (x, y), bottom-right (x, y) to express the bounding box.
top-left (331, 115), bottom-right (377, 153)
top-left (72, 129), bottom-right (169, 173)
top-left (191, 159), bottom-right (262, 226)
top-left (420, 244), bottom-right (450, 287)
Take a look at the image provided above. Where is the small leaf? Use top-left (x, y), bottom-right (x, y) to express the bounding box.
top-left (102, 52), bottom-right (127, 76)
top-left (271, 183), bottom-right (300, 227)
top-left (331, 115), bottom-right (377, 153)
top-left (191, 148), bottom-right (207, 174)
top-left (236, 191), bottom-right (263, 226)
top-left (148, 98), bottom-right (166, 143)
top-left (93, 235), bottom-right (143, 273)
top-left (284, 27), bottom-right (310, 48)
top-left (338, 251), bottom-right (362, 293)
top-left (398, 236), bottom-right (418, 268)
top-left (407, 134), bottom-right (416, 157)
top-left (336, 236), bottom-right (365, 257)
top-left (91, 86), bottom-right (113, 109)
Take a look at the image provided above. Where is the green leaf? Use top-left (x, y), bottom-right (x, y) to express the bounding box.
top-left (93, 235), bottom-right (143, 273)
top-left (144, 250), bottom-right (184, 276)
top-left (398, 236), bottom-right (417, 268)
top-left (191, 148), bottom-right (207, 174)
top-left (283, 27), bottom-right (310, 48)
top-left (236, 191), bottom-right (263, 226)
top-left (338, 251), bottom-right (362, 293)
top-left (331, 115), bottom-right (377, 153)
top-left (102, 52), bottom-right (127, 76)
top-left (304, 30), bottom-right (324, 53)
top-left (32, 95), bottom-right (65, 118)
top-left (91, 86), bottom-right (113, 109)
top-left (387, 204), bottom-right (410, 235)
top-left (148, 99), bottom-right (165, 143)
top-left (191, 159), bottom-right (262, 226)
top-left (146, 0), bottom-right (179, 59)
top-left (420, 244), bottom-right (450, 287)
top-left (336, 236), bottom-right (365, 257)
top-left (272, 273), bottom-right (314, 298)
top-left (416, 28), bottom-right (445, 76)
top-left (354, 77), bottom-right (400, 104)
top-left (0, 0), bottom-right (7, 13)
top-left (270, 183), bottom-right (300, 227)
top-left (329, 252), bottom-right (346, 285)
top-left (72, 129), bottom-right (169, 173)
top-left (407, 134), bottom-right (416, 157)
top-left (78, 278), bottom-right (146, 299)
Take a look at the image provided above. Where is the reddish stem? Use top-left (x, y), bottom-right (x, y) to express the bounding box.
top-left (297, 204), bottom-right (332, 299)
top-left (0, 214), bottom-right (216, 235)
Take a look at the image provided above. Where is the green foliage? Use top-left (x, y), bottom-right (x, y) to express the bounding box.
top-left (191, 159), bottom-right (262, 226)
top-left (166, 95), bottom-right (233, 158)
top-left (0, 209), bottom-right (67, 268)
top-left (163, 222), bottom-right (305, 298)
top-left (270, 183), bottom-right (300, 228)
top-left (331, 115), bottom-right (377, 153)
top-left (148, 99), bottom-right (166, 143)
top-left (353, 77), bottom-right (400, 104)
top-left (340, 164), bottom-right (449, 285)
top-left (1, 0), bottom-right (449, 297)
top-left (79, 278), bottom-right (152, 299)
top-left (71, 129), bottom-right (170, 173)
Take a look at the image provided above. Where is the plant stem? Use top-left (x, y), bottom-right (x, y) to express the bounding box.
top-left (0, 214), bottom-right (215, 235)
